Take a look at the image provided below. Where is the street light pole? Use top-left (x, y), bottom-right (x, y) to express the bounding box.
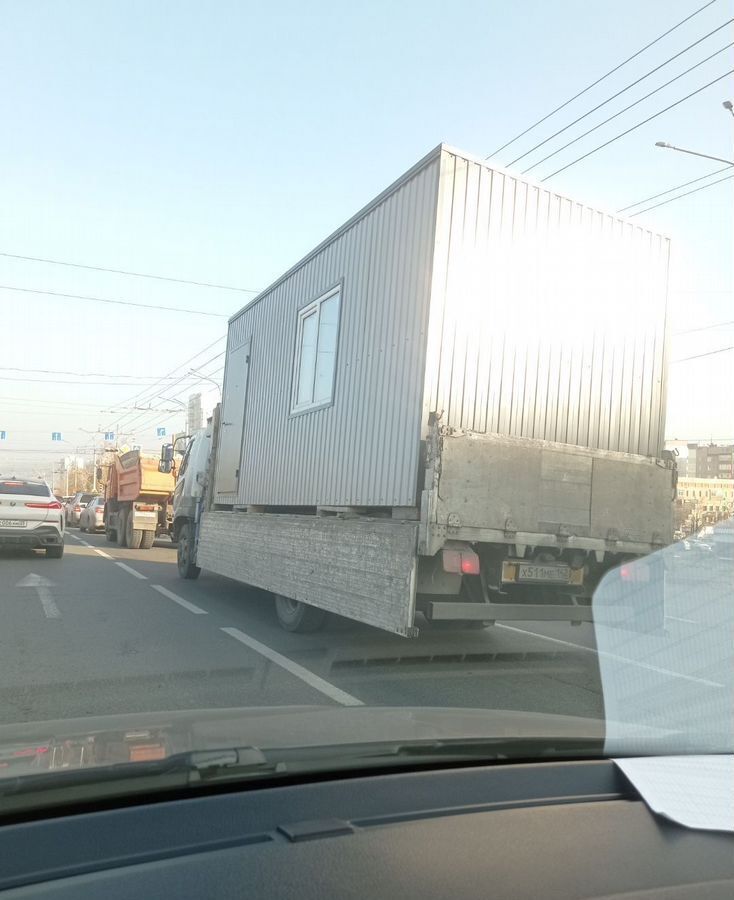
top-left (654, 141), bottom-right (734, 166)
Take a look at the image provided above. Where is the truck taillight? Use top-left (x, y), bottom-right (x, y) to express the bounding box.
top-left (442, 548), bottom-right (480, 576)
top-left (26, 500), bottom-right (63, 510)
top-left (137, 504), bottom-right (157, 511)
top-left (74, 505), bottom-right (81, 512)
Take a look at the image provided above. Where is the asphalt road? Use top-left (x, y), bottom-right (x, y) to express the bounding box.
top-left (0, 529), bottom-right (730, 734)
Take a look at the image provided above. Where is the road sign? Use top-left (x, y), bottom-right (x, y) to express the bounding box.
top-left (156, 427), bottom-right (166, 437)
top-left (51, 432), bottom-right (62, 441)
top-left (104, 431), bottom-right (115, 441)
top-left (0, 431), bottom-right (5, 440)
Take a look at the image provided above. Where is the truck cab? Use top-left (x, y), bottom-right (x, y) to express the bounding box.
top-left (167, 426), bottom-right (211, 576)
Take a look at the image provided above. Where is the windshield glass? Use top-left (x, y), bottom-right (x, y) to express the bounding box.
top-left (0, 0), bottom-right (732, 812)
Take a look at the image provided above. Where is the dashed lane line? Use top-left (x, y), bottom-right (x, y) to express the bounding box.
top-left (151, 584), bottom-right (208, 615)
top-left (496, 623), bottom-right (724, 689)
top-left (93, 548), bottom-right (114, 560)
top-left (115, 562), bottom-right (147, 580)
top-left (221, 626), bottom-right (364, 707)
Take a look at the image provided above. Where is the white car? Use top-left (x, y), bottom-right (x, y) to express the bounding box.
top-left (0, 477), bottom-right (65, 558)
top-left (80, 496), bottom-right (105, 533)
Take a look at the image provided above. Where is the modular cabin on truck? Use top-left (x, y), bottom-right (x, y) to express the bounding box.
top-left (104, 450), bottom-right (175, 550)
top-left (170, 144), bottom-right (675, 636)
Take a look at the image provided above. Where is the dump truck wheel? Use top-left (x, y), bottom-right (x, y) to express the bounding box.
top-left (125, 512), bottom-right (143, 550)
top-left (177, 523), bottom-right (201, 579)
top-left (274, 595), bottom-right (327, 633)
top-left (140, 530), bottom-right (155, 550)
top-left (117, 511), bottom-right (128, 547)
top-left (105, 528), bottom-right (116, 542)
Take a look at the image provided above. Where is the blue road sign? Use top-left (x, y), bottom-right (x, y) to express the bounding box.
top-left (156, 427), bottom-right (166, 437)
top-left (51, 432), bottom-right (62, 442)
top-left (0, 431), bottom-right (6, 440)
top-left (104, 431), bottom-right (115, 441)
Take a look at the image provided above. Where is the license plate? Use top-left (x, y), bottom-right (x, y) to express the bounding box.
top-left (517, 563), bottom-right (570, 584)
top-left (0, 520), bottom-right (26, 528)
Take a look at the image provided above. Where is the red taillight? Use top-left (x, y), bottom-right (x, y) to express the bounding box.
top-left (137, 504), bottom-right (156, 511)
top-left (442, 548), bottom-right (480, 575)
top-left (620, 562), bottom-right (650, 583)
top-left (74, 505), bottom-right (81, 512)
top-left (25, 500), bottom-right (63, 510)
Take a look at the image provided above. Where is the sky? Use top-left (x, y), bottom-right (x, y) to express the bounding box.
top-left (0, 0), bottom-right (732, 479)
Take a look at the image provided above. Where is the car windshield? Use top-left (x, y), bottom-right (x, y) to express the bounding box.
top-left (0, 0), bottom-right (732, 815)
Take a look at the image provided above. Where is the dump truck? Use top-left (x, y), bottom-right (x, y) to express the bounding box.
top-left (168, 144), bottom-right (675, 636)
top-left (104, 450), bottom-right (175, 549)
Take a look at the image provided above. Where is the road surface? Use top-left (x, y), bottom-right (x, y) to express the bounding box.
top-left (0, 529), bottom-right (729, 731)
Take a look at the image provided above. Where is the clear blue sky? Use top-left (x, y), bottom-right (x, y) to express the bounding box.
top-left (0, 0), bottom-right (732, 475)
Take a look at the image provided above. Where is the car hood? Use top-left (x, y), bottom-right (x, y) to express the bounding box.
top-left (0, 706), bottom-right (617, 775)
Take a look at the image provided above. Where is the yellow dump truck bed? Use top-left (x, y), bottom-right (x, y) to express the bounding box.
top-left (106, 451), bottom-right (175, 502)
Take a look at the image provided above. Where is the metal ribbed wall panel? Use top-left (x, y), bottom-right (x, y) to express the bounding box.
top-left (423, 149), bottom-right (670, 457)
top-left (217, 150), bottom-right (441, 507)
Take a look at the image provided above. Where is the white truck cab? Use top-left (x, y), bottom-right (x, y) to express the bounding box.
top-left (167, 426), bottom-right (211, 578)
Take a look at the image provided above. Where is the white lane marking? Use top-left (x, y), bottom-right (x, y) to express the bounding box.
top-left (115, 562), bottom-right (147, 580)
top-left (496, 623), bottom-right (724, 689)
top-left (152, 584), bottom-right (207, 615)
top-left (221, 626), bottom-right (364, 707)
top-left (665, 614), bottom-right (699, 625)
top-left (93, 548), bottom-right (113, 559)
top-left (15, 574), bottom-right (60, 619)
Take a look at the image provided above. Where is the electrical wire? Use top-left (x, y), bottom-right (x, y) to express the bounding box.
top-left (0, 251), bottom-right (260, 294)
top-left (540, 68), bottom-right (734, 180)
top-left (487, 0), bottom-right (721, 157)
top-left (0, 375), bottom-right (206, 386)
top-left (672, 345), bottom-right (734, 362)
top-left (674, 319), bottom-right (734, 335)
top-left (0, 284), bottom-right (231, 317)
top-left (618, 165), bottom-right (733, 211)
top-left (628, 171), bottom-right (734, 215)
top-left (103, 334), bottom-right (225, 421)
top-left (0, 365), bottom-right (212, 379)
top-left (521, 41), bottom-right (734, 173)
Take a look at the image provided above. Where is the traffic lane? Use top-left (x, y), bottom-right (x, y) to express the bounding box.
top-left (76, 531), bottom-right (605, 718)
top-left (0, 538), bottom-right (332, 725)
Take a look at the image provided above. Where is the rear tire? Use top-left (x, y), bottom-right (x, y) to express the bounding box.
top-left (125, 513), bottom-right (143, 550)
top-left (274, 595), bottom-right (327, 633)
top-left (140, 530), bottom-right (155, 550)
top-left (105, 528), bottom-right (116, 543)
top-left (177, 523), bottom-right (201, 579)
top-left (46, 543), bottom-right (64, 559)
top-left (117, 511), bottom-right (128, 547)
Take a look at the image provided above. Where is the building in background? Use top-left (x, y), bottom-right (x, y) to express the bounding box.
top-left (675, 475), bottom-right (734, 535)
top-left (686, 443), bottom-right (734, 480)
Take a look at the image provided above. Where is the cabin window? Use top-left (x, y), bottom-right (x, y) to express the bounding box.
top-left (292, 286), bottom-right (341, 412)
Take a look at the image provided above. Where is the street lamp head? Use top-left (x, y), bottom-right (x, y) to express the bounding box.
top-left (655, 141), bottom-right (672, 148)
top-left (723, 100), bottom-right (733, 111)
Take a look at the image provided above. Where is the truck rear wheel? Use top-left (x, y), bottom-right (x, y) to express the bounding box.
top-left (140, 530), bottom-right (155, 550)
top-left (274, 595), bottom-right (327, 633)
top-left (105, 528), bottom-right (116, 542)
top-left (125, 513), bottom-right (143, 550)
top-left (177, 523), bottom-right (201, 579)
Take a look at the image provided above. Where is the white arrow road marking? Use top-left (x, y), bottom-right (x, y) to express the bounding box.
top-left (16, 573), bottom-right (61, 619)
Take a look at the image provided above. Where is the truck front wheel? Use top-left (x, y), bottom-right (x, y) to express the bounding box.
top-left (274, 595), bottom-right (327, 633)
top-left (177, 523), bottom-right (201, 579)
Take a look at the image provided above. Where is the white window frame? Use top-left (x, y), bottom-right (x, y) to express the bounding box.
top-left (291, 285), bottom-right (342, 414)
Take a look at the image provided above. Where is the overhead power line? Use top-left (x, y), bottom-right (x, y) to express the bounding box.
top-left (672, 345), bottom-right (734, 362)
top-left (618, 165), bottom-right (733, 211)
top-left (628, 171), bottom-right (734, 215)
top-left (0, 251), bottom-right (260, 294)
top-left (0, 284), bottom-right (231, 317)
top-left (0, 365), bottom-right (213, 379)
top-left (674, 318), bottom-right (734, 335)
top-left (0, 374), bottom-right (206, 386)
top-left (104, 334), bottom-right (225, 420)
top-left (511, 22), bottom-right (733, 168)
top-left (540, 68), bottom-right (734, 180)
top-left (487, 0), bottom-right (721, 157)
top-left (522, 41), bottom-right (734, 173)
